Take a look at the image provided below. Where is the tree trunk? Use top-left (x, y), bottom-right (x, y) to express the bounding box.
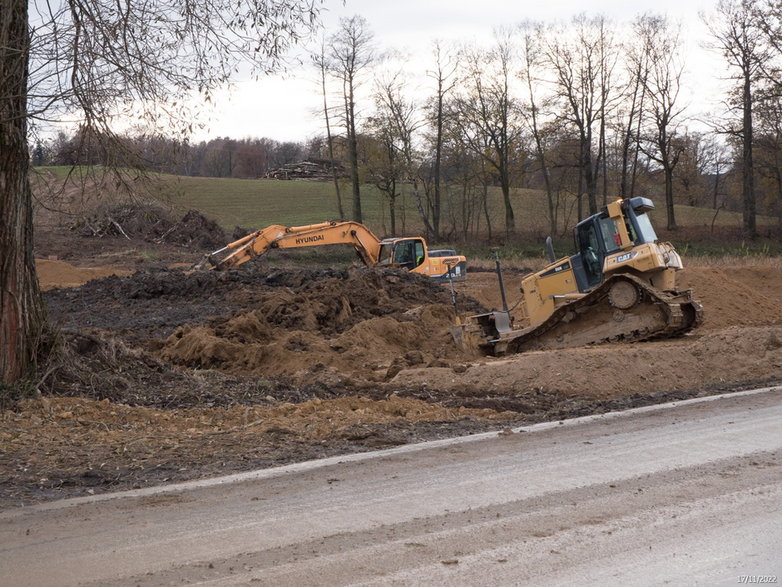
top-left (1, 0), bottom-right (46, 385)
top-left (432, 91), bottom-right (443, 240)
top-left (664, 165), bottom-right (677, 230)
top-left (742, 69), bottom-right (756, 240)
top-left (481, 183), bottom-right (493, 242)
top-left (321, 64), bottom-right (344, 219)
top-left (501, 180), bottom-right (515, 236)
top-left (345, 83), bottom-right (362, 223)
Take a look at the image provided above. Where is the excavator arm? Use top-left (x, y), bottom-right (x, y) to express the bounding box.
top-left (193, 221), bottom-right (383, 271)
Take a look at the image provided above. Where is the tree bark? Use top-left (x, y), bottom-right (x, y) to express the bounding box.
top-left (1, 0), bottom-right (46, 384)
top-left (664, 164), bottom-right (678, 230)
top-left (346, 83), bottom-right (362, 223)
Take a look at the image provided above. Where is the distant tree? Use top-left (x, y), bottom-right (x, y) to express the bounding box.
top-left (365, 73), bottom-right (421, 236)
top-left (234, 140), bottom-right (269, 179)
top-left (704, 0), bottom-right (774, 239)
top-left (423, 41), bottom-right (460, 240)
top-left (517, 21), bottom-right (559, 234)
top-left (1, 0), bottom-right (322, 385)
top-left (455, 30), bottom-right (523, 236)
top-left (312, 38), bottom-right (345, 219)
top-left (329, 16), bottom-right (376, 224)
top-left (637, 14), bottom-right (686, 230)
top-left (544, 15), bottom-right (618, 217)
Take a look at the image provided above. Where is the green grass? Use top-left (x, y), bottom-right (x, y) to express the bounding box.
top-left (31, 167), bottom-right (781, 260)
top-left (152, 177), bottom-right (766, 236)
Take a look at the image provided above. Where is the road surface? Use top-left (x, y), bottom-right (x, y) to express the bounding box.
top-left (1, 387), bottom-right (781, 586)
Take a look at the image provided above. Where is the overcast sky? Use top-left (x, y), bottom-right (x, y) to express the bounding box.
top-left (196, 0), bottom-right (724, 143)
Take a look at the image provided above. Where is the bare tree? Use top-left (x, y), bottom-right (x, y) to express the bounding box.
top-left (423, 41), bottom-right (460, 240)
top-left (329, 15), bottom-right (375, 224)
top-left (544, 15), bottom-right (618, 217)
top-left (618, 15), bottom-right (654, 200)
top-left (1, 0), bottom-right (322, 384)
top-left (312, 39), bottom-right (345, 219)
top-left (455, 30), bottom-right (522, 236)
top-left (517, 21), bottom-right (558, 234)
top-left (637, 14), bottom-right (686, 230)
top-left (363, 73), bottom-right (418, 235)
top-left (371, 73), bottom-right (424, 236)
top-left (756, 0), bottom-right (782, 65)
top-left (704, 0), bottom-right (774, 239)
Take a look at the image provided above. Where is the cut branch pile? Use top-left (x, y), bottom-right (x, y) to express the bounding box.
top-left (71, 204), bottom-right (226, 249)
top-left (265, 159), bottom-right (347, 181)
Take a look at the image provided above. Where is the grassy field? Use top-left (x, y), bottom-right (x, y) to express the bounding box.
top-left (32, 167), bottom-right (781, 260)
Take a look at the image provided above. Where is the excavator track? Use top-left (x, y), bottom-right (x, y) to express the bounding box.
top-left (487, 274), bottom-right (703, 356)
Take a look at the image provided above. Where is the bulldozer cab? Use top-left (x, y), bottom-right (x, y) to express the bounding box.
top-left (572, 197), bottom-right (659, 292)
top-left (378, 238), bottom-right (426, 270)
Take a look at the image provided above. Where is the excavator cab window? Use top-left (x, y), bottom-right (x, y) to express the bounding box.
top-left (414, 240), bottom-right (425, 267)
top-left (392, 239), bottom-right (425, 269)
top-left (624, 197), bottom-right (658, 244)
top-left (630, 209), bottom-right (658, 244)
top-left (378, 243), bottom-right (394, 265)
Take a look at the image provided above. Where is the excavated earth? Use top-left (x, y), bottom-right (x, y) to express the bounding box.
top-left (2, 226), bottom-right (782, 509)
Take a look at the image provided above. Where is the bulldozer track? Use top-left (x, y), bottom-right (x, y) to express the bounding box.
top-left (493, 274), bottom-right (703, 355)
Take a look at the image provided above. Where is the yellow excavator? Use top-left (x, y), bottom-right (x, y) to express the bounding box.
top-left (460, 197), bottom-right (703, 355)
top-left (193, 220), bottom-right (467, 281)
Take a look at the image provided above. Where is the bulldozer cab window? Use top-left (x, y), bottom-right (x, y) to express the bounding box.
top-left (632, 210), bottom-right (658, 244)
top-left (598, 217), bottom-right (622, 254)
top-left (577, 221), bottom-right (603, 287)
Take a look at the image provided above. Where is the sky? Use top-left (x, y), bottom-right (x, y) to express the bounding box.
top-left (195, 0), bottom-right (724, 143)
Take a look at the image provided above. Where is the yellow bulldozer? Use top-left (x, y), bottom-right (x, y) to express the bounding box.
top-left (460, 197), bottom-right (703, 355)
top-left (193, 220), bottom-right (467, 281)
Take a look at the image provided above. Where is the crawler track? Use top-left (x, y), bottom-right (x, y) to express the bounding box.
top-left (487, 274), bottom-right (703, 355)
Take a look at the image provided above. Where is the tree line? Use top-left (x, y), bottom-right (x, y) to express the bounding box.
top-left (316, 3), bottom-right (782, 241)
top-left (32, 1), bottom-right (782, 245)
top-left (33, 131), bottom-right (308, 179)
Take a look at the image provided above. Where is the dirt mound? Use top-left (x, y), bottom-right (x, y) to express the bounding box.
top-left (158, 303), bottom-right (468, 381)
top-left (43, 266), bottom-right (482, 380)
top-left (73, 203), bottom-right (226, 249)
top-left (679, 266), bottom-right (782, 331)
top-left (46, 264), bottom-right (479, 342)
top-left (392, 325), bottom-right (782, 399)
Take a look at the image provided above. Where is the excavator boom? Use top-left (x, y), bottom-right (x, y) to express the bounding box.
top-left (194, 221), bottom-right (382, 271)
top-left (193, 220), bottom-right (468, 281)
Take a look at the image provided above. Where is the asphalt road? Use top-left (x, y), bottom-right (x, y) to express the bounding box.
top-left (1, 387), bottom-right (781, 586)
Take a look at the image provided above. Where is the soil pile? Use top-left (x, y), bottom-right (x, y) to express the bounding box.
top-left (678, 266), bottom-right (782, 331)
top-left (44, 266), bottom-right (483, 383)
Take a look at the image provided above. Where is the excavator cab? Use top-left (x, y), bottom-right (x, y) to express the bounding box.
top-left (378, 237), bottom-right (466, 281)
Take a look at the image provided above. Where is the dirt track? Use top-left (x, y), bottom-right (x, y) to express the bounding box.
top-left (2, 230), bottom-right (782, 508)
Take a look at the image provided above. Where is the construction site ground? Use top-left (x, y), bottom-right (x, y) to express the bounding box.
top-left (2, 220), bottom-right (782, 509)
